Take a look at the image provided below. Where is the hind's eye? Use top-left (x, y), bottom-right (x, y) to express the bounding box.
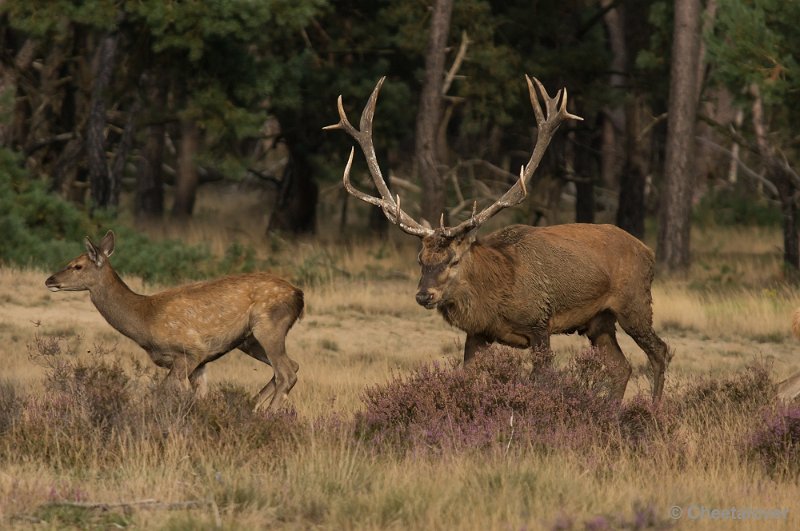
top-left (74, 264), bottom-right (83, 271)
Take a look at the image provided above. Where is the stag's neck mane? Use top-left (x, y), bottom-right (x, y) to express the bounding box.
top-left (438, 240), bottom-right (514, 333)
top-left (88, 266), bottom-right (150, 343)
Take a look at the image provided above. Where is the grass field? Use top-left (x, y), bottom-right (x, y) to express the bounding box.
top-left (1, 220), bottom-right (799, 529)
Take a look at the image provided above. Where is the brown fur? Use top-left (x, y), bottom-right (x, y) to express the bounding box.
top-left (416, 223), bottom-right (672, 402)
top-left (45, 231), bottom-right (304, 411)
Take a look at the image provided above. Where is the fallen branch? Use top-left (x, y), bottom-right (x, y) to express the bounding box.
top-left (33, 498), bottom-right (222, 527)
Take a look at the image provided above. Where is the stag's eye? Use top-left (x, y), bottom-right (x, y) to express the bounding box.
top-left (450, 259), bottom-right (460, 268)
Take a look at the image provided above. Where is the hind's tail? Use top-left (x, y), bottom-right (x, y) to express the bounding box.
top-left (292, 288), bottom-right (305, 323)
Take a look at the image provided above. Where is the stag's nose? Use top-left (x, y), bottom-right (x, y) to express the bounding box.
top-left (415, 291), bottom-right (434, 307)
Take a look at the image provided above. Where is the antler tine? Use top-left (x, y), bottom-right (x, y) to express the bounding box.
top-left (360, 76), bottom-right (386, 134)
top-left (526, 75), bottom-right (545, 125)
top-left (395, 194), bottom-right (402, 226)
top-left (322, 95), bottom-right (356, 135)
top-left (559, 87), bottom-right (583, 122)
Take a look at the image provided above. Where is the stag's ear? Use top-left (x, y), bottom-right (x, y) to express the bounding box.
top-left (98, 230), bottom-right (115, 258)
top-left (84, 237), bottom-right (101, 266)
top-left (420, 218), bottom-right (433, 230)
top-left (465, 227), bottom-right (479, 245)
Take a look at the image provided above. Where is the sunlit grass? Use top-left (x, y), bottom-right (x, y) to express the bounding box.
top-left (2, 220), bottom-right (800, 529)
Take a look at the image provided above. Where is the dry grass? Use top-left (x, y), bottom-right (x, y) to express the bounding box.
top-left (2, 219), bottom-right (800, 529)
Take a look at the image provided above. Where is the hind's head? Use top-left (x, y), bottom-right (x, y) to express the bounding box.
top-left (45, 231), bottom-right (115, 292)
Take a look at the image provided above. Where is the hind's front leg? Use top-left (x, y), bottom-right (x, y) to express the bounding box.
top-left (161, 355), bottom-right (192, 394)
top-left (189, 363), bottom-right (209, 399)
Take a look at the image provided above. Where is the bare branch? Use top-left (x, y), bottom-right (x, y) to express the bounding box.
top-left (442, 31), bottom-right (469, 95)
top-left (695, 135), bottom-right (778, 196)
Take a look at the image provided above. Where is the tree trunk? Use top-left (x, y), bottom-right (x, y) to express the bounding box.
top-left (751, 85), bottom-right (799, 272)
top-left (775, 170), bottom-right (799, 271)
top-left (267, 145), bottom-right (319, 234)
top-left (600, 0), bottom-right (627, 191)
top-left (172, 119), bottom-right (200, 218)
top-left (573, 126), bottom-right (595, 223)
top-left (135, 75), bottom-right (168, 219)
top-left (657, 0), bottom-right (701, 274)
top-left (86, 32), bottom-right (119, 210)
top-left (616, 96), bottom-right (648, 239)
top-left (416, 0), bottom-right (453, 225)
top-left (7, 38), bottom-right (38, 150)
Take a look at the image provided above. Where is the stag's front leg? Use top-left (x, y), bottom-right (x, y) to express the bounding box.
top-left (464, 333), bottom-right (493, 365)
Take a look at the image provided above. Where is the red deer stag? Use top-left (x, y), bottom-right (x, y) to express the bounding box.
top-left (45, 231), bottom-right (303, 411)
top-left (325, 76), bottom-right (671, 402)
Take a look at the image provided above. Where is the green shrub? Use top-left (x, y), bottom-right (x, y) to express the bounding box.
top-left (693, 187), bottom-right (781, 227)
top-left (0, 147), bottom-right (261, 283)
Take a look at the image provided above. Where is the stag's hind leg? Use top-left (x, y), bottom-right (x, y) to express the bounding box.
top-left (585, 311), bottom-right (631, 402)
top-left (617, 310), bottom-right (670, 402)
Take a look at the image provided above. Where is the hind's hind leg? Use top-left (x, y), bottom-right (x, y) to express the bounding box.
top-left (585, 311), bottom-right (631, 402)
top-left (240, 323), bottom-right (299, 413)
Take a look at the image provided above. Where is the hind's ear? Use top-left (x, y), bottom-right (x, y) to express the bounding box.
top-left (84, 237), bottom-right (100, 265)
top-left (98, 230), bottom-right (115, 258)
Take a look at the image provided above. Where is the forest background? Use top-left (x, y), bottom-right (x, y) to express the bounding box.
top-left (1, 0), bottom-right (798, 277)
top-left (2, 1), bottom-right (800, 529)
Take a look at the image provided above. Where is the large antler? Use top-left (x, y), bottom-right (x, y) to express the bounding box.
top-left (442, 75), bottom-right (582, 237)
top-left (323, 78), bottom-right (434, 237)
top-left (324, 75), bottom-right (581, 239)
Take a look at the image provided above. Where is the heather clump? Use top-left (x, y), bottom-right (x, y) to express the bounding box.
top-left (355, 346), bottom-right (623, 452)
top-left (745, 403), bottom-right (800, 477)
top-left (2, 337), bottom-right (304, 468)
top-left (680, 361), bottom-right (775, 416)
top-left (615, 395), bottom-right (680, 454)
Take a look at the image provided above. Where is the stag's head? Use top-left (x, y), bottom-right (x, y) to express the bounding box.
top-left (45, 231), bottom-right (116, 292)
top-left (324, 76), bottom-right (580, 310)
top-left (414, 229), bottom-right (476, 308)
